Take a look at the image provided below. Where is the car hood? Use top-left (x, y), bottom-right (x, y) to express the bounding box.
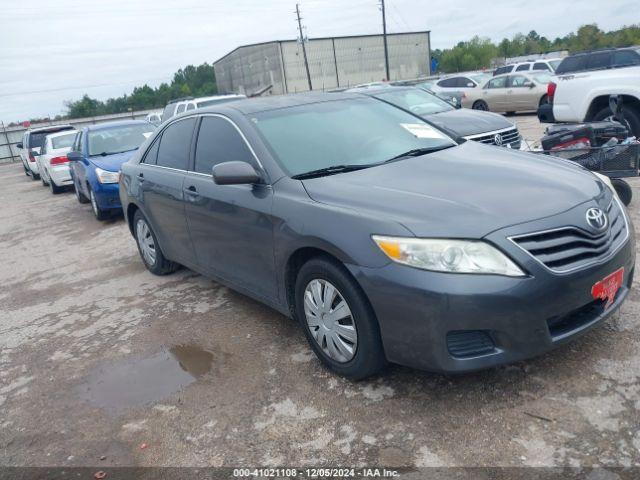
top-left (88, 150), bottom-right (138, 171)
top-left (423, 109), bottom-right (514, 137)
top-left (302, 141), bottom-right (606, 238)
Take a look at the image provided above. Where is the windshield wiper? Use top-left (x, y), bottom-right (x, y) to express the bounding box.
top-left (383, 145), bottom-right (454, 163)
top-left (291, 164), bottom-right (372, 180)
top-left (95, 148), bottom-right (138, 157)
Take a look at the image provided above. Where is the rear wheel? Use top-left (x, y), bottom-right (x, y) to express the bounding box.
top-left (611, 178), bottom-right (632, 206)
top-left (49, 177), bottom-right (63, 194)
top-left (89, 187), bottom-right (109, 221)
top-left (294, 257), bottom-right (386, 380)
top-left (133, 210), bottom-right (179, 275)
top-left (41, 170), bottom-right (49, 186)
top-left (593, 105), bottom-right (640, 138)
top-left (30, 170), bottom-right (40, 181)
top-left (473, 100), bottom-right (489, 111)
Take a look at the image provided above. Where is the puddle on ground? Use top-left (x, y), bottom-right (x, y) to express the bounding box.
top-left (78, 344), bottom-right (216, 412)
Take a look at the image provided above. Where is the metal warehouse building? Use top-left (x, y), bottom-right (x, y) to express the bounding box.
top-left (213, 31), bottom-right (431, 96)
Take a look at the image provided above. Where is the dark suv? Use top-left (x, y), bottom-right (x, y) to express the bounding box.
top-left (555, 47), bottom-right (640, 75)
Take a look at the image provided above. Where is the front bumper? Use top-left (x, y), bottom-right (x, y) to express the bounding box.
top-left (349, 206), bottom-right (635, 373)
top-left (93, 183), bottom-right (122, 210)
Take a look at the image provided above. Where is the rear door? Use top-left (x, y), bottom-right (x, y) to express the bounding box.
top-left (183, 115), bottom-right (277, 300)
top-left (139, 117), bottom-right (197, 265)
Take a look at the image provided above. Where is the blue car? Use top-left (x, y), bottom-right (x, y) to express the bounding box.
top-left (68, 120), bottom-right (155, 220)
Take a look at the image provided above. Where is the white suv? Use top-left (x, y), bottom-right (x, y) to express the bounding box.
top-left (165, 94), bottom-right (246, 120)
top-left (17, 125), bottom-right (75, 180)
top-left (493, 59), bottom-right (563, 76)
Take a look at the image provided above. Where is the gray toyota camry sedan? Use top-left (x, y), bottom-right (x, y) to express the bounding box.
top-left (119, 92), bottom-right (635, 379)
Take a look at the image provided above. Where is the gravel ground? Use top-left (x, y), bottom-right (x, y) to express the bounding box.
top-left (1, 119), bottom-right (639, 474)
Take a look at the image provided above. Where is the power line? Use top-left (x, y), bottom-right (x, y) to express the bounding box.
top-left (295, 3), bottom-right (313, 91)
top-left (379, 0), bottom-right (390, 81)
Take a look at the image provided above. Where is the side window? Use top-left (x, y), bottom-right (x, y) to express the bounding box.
top-left (457, 77), bottom-right (475, 88)
top-left (156, 118), bottom-right (196, 170)
top-left (613, 50), bottom-right (640, 67)
top-left (533, 62), bottom-right (550, 71)
top-left (509, 75), bottom-right (528, 87)
top-left (437, 78), bottom-right (458, 88)
top-left (186, 103), bottom-right (195, 111)
top-left (487, 77), bottom-right (507, 89)
top-left (515, 64), bottom-right (530, 72)
top-left (587, 52), bottom-right (611, 70)
top-left (176, 104), bottom-right (186, 114)
top-left (142, 137), bottom-right (160, 165)
top-left (194, 116), bottom-right (255, 175)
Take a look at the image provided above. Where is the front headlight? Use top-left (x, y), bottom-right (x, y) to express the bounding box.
top-left (372, 235), bottom-right (525, 276)
top-left (95, 167), bottom-right (120, 184)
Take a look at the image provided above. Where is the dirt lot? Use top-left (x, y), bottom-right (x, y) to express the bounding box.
top-left (1, 116), bottom-right (639, 473)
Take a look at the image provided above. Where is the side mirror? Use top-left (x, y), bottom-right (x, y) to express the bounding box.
top-left (67, 151), bottom-right (82, 162)
top-left (16, 142), bottom-right (23, 149)
top-left (212, 161), bottom-right (260, 185)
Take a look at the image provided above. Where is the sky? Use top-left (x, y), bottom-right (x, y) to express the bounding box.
top-left (0, 0), bottom-right (636, 122)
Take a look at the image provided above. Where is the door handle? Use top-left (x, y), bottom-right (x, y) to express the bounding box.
top-left (185, 185), bottom-right (198, 196)
top-left (137, 172), bottom-right (145, 181)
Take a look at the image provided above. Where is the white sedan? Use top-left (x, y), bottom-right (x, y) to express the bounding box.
top-left (37, 130), bottom-right (78, 194)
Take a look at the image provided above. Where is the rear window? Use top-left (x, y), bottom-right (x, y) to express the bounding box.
top-left (51, 132), bottom-right (77, 150)
top-left (555, 55), bottom-right (588, 74)
top-left (28, 127), bottom-right (73, 149)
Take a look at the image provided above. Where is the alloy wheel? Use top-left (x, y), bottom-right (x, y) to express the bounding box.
top-left (136, 219), bottom-right (157, 267)
top-left (303, 279), bottom-right (357, 363)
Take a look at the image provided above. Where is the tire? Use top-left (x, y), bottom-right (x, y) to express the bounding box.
top-left (89, 187), bottom-right (109, 221)
top-left (593, 105), bottom-right (640, 139)
top-left (30, 170), bottom-right (40, 181)
top-left (472, 100), bottom-right (489, 111)
top-left (74, 177), bottom-right (90, 204)
top-left (611, 178), bottom-right (632, 206)
top-left (294, 257), bottom-right (386, 380)
top-left (539, 95), bottom-right (549, 107)
top-left (133, 210), bottom-right (179, 275)
top-left (49, 177), bottom-right (63, 194)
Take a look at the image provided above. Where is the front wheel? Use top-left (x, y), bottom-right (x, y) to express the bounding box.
top-left (472, 100), bottom-right (489, 111)
top-left (294, 257), bottom-right (386, 380)
top-left (133, 210), bottom-right (179, 275)
top-left (89, 188), bottom-right (109, 221)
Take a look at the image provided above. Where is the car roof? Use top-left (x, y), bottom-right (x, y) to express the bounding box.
top-left (84, 119), bottom-right (150, 132)
top-left (346, 85), bottom-right (414, 95)
top-left (29, 124), bottom-right (74, 134)
top-left (193, 94), bottom-right (246, 102)
top-left (214, 92), bottom-right (366, 115)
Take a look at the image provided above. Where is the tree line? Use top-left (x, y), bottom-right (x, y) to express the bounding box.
top-left (63, 63), bottom-right (218, 119)
top-left (432, 24), bottom-right (640, 73)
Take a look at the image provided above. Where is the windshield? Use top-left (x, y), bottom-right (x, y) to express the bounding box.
top-left (532, 73), bottom-right (552, 84)
top-left (470, 73), bottom-right (490, 84)
top-left (88, 123), bottom-right (155, 156)
top-left (373, 88), bottom-right (454, 116)
top-left (549, 59), bottom-right (562, 71)
top-left (51, 132), bottom-right (76, 150)
top-left (252, 97), bottom-right (456, 177)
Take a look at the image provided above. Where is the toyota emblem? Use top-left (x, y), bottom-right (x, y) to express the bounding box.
top-left (586, 207), bottom-right (608, 231)
top-left (494, 134), bottom-right (503, 146)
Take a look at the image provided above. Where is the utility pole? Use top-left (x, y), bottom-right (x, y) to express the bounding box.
top-left (295, 3), bottom-right (313, 91)
top-left (380, 0), bottom-right (390, 81)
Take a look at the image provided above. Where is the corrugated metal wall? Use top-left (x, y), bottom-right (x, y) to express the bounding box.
top-left (214, 32), bottom-right (430, 95)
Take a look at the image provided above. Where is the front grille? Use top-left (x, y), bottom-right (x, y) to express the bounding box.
top-left (510, 199), bottom-right (628, 273)
top-left (447, 330), bottom-right (496, 358)
top-left (465, 127), bottom-right (521, 149)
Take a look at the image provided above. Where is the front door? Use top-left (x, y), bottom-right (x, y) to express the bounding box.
top-left (139, 117), bottom-right (197, 266)
top-left (483, 76), bottom-right (508, 111)
top-left (183, 115), bottom-right (277, 301)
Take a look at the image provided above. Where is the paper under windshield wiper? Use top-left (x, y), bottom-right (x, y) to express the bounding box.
top-left (291, 164), bottom-right (372, 180)
top-left (384, 145), bottom-right (453, 163)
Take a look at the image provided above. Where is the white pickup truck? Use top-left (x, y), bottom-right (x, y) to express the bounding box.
top-left (538, 66), bottom-right (640, 137)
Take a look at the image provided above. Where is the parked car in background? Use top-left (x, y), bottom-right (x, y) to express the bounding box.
top-left (69, 120), bottom-right (155, 220)
top-left (16, 125), bottom-right (75, 180)
top-left (162, 95), bottom-right (246, 121)
top-left (349, 86), bottom-right (521, 148)
top-left (538, 65), bottom-right (640, 137)
top-left (36, 129), bottom-right (78, 194)
top-left (493, 59), bottom-right (563, 76)
top-left (161, 97), bottom-right (193, 122)
top-left (554, 47), bottom-right (640, 75)
top-left (467, 72), bottom-right (552, 113)
top-left (430, 73), bottom-right (492, 108)
top-left (145, 111), bottom-right (163, 126)
top-left (119, 93), bottom-right (633, 379)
